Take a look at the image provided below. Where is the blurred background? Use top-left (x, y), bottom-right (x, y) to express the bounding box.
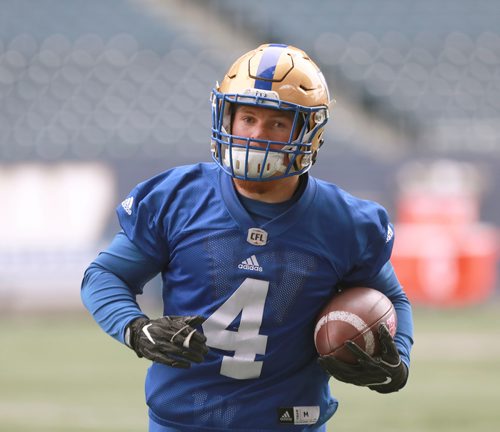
top-left (0, 0), bottom-right (499, 431)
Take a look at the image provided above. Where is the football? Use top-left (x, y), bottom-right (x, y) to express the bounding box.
top-left (314, 287), bottom-right (397, 364)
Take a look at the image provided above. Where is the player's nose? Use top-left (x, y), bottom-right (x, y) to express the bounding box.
top-left (249, 125), bottom-right (269, 148)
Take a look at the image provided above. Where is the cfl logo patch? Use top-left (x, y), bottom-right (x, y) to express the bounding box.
top-left (247, 228), bottom-right (268, 246)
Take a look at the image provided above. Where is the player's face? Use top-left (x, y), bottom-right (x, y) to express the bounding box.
top-left (232, 105), bottom-right (298, 146)
top-left (230, 105), bottom-right (301, 201)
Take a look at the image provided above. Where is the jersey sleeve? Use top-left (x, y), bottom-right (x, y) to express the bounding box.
top-left (339, 200), bottom-right (413, 366)
top-left (116, 174), bottom-right (169, 265)
top-left (361, 261), bottom-right (414, 367)
top-left (342, 199), bottom-right (395, 284)
top-left (81, 232), bottom-right (162, 343)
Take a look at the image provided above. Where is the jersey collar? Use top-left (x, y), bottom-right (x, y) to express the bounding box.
top-left (219, 170), bottom-right (317, 240)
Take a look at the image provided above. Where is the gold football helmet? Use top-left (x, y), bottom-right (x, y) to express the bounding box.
top-left (211, 43), bottom-right (333, 181)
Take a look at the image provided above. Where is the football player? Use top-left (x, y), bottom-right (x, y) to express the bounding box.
top-left (81, 44), bottom-right (414, 431)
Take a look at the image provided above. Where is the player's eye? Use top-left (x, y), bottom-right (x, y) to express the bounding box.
top-left (273, 118), bottom-right (294, 130)
top-left (240, 116), bottom-right (256, 124)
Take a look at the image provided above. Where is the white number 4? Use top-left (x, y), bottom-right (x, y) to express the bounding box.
top-left (202, 278), bottom-right (269, 380)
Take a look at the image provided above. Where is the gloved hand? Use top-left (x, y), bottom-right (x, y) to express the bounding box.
top-left (125, 316), bottom-right (209, 368)
top-left (318, 323), bottom-right (408, 393)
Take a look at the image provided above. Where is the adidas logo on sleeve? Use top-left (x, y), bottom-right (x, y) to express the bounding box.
top-left (386, 224), bottom-right (394, 243)
top-left (238, 255), bottom-right (263, 272)
top-left (121, 197), bottom-right (133, 215)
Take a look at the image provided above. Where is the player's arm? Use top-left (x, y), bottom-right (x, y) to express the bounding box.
top-left (81, 231), bottom-right (208, 368)
top-left (319, 262), bottom-right (413, 393)
top-left (368, 261), bottom-right (414, 368)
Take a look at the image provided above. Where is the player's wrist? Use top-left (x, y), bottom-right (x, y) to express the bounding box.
top-left (393, 361), bottom-right (409, 389)
top-left (125, 317), bottom-right (149, 350)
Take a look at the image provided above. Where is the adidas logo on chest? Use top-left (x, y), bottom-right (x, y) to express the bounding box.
top-left (238, 255), bottom-right (263, 272)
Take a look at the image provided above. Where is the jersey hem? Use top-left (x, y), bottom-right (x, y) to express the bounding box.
top-left (148, 408), bottom-right (331, 431)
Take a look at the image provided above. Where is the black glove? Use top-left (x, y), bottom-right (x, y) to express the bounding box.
top-left (318, 323), bottom-right (408, 393)
top-left (125, 316), bottom-right (209, 368)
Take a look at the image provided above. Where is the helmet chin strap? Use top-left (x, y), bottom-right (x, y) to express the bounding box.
top-left (223, 147), bottom-right (289, 179)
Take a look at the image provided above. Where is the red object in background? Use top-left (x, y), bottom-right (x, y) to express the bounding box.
top-left (391, 192), bottom-right (498, 307)
top-left (391, 223), bottom-right (498, 306)
top-left (396, 192), bottom-right (479, 225)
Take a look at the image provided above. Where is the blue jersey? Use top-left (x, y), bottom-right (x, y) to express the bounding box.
top-left (85, 162), bottom-right (413, 431)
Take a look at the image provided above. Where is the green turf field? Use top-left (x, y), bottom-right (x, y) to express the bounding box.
top-left (1, 304), bottom-right (499, 431)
